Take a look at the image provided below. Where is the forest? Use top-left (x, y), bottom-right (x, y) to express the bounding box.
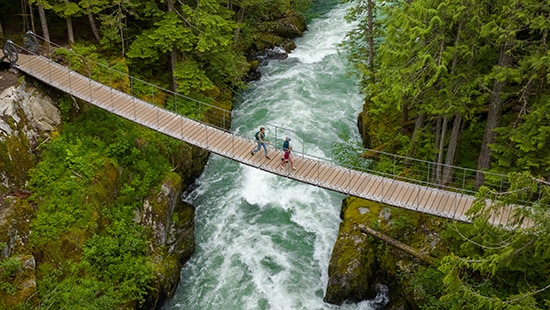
top-left (342, 0), bottom-right (550, 309)
top-left (0, 0), bottom-right (311, 309)
top-left (0, 0), bottom-right (549, 309)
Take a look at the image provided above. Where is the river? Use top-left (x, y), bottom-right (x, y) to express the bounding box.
top-left (162, 1), bottom-right (372, 309)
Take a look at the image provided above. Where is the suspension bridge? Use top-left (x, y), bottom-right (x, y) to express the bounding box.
top-left (1, 33), bottom-right (533, 228)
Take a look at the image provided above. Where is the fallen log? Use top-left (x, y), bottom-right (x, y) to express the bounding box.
top-left (359, 224), bottom-right (436, 265)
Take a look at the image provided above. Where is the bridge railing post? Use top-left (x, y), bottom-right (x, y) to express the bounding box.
top-left (12, 33), bottom-right (522, 199)
top-left (393, 157), bottom-right (396, 179)
top-left (462, 169), bottom-right (466, 193)
top-left (109, 70), bottom-right (113, 111)
top-left (151, 83), bottom-right (155, 107)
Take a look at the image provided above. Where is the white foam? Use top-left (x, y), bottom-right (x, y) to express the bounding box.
top-left (289, 3), bottom-right (357, 64)
top-left (164, 2), bottom-right (375, 309)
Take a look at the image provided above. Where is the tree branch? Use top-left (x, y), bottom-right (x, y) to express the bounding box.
top-left (359, 224), bottom-right (436, 265)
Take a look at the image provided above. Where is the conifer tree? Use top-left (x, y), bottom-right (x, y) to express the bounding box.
top-left (28, 0), bottom-right (51, 44)
top-left (488, 1), bottom-right (550, 181)
top-left (439, 172), bottom-right (550, 308)
top-left (127, 0), bottom-right (247, 97)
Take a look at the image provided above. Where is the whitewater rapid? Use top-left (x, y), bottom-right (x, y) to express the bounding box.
top-left (163, 2), bottom-right (374, 309)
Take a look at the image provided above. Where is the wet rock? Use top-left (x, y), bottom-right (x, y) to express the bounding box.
top-left (324, 197), bottom-right (376, 305)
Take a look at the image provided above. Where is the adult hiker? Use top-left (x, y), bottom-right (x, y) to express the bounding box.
top-left (251, 127), bottom-right (271, 159)
top-left (280, 146), bottom-right (296, 170)
top-left (282, 136), bottom-right (291, 151)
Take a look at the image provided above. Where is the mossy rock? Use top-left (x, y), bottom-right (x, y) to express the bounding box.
top-left (0, 254), bottom-right (39, 309)
top-left (324, 197), bottom-right (378, 305)
top-left (139, 172), bottom-right (196, 309)
top-left (0, 123), bottom-right (33, 193)
top-left (0, 196), bottom-right (38, 309)
top-left (258, 13), bottom-right (307, 38)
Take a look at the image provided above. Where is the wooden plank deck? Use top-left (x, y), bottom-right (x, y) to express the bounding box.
top-left (14, 53), bottom-right (518, 226)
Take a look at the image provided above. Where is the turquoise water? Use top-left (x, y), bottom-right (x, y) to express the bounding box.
top-left (162, 2), bottom-right (373, 309)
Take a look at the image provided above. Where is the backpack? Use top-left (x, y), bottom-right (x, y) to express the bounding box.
top-left (255, 131), bottom-right (261, 140)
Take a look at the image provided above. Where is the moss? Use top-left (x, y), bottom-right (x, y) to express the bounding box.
top-left (0, 197), bottom-right (38, 309)
top-left (0, 133), bottom-right (33, 191)
top-left (324, 197), bottom-right (378, 305)
top-left (0, 197), bottom-right (34, 254)
top-left (145, 253), bottom-right (181, 306)
top-left (0, 254), bottom-right (39, 309)
top-left (327, 195), bottom-right (450, 307)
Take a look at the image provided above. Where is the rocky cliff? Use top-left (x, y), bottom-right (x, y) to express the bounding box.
top-left (0, 68), bottom-right (208, 309)
top-left (324, 196), bottom-right (445, 309)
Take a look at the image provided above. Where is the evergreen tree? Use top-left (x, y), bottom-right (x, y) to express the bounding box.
top-left (345, 0), bottom-right (550, 187)
top-left (127, 0), bottom-right (248, 97)
top-left (489, 1), bottom-right (550, 181)
top-left (439, 172), bottom-right (550, 309)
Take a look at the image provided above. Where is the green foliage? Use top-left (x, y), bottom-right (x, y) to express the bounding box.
top-left (27, 106), bottom-right (175, 307)
top-left (342, 0), bottom-right (550, 188)
top-left (0, 256), bottom-right (21, 295)
top-left (82, 216), bottom-right (152, 304)
top-left (53, 44), bottom-right (130, 91)
top-left (126, 13), bottom-right (194, 62)
top-left (57, 96), bottom-right (73, 121)
top-left (333, 135), bottom-right (373, 171)
top-left (493, 95), bottom-right (550, 177)
top-left (173, 59), bottom-right (215, 95)
top-left (165, 95), bottom-right (205, 120)
top-left (437, 172), bottom-right (550, 309)
top-left (37, 262), bottom-right (119, 310)
top-left (126, 0), bottom-right (257, 97)
top-left (408, 266), bottom-right (448, 310)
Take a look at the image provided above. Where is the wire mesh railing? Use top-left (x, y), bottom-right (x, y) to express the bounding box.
top-left (252, 122), bottom-right (510, 196)
top-left (7, 32), bottom-right (513, 198)
top-left (16, 31), bottom-right (232, 131)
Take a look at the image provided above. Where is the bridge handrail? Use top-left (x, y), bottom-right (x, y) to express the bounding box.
top-left (16, 32), bottom-right (233, 130)
top-left (258, 122), bottom-right (510, 195)
top-left (8, 32), bottom-right (516, 198)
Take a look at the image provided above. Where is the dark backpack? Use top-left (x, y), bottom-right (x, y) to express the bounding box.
top-left (255, 131), bottom-right (261, 140)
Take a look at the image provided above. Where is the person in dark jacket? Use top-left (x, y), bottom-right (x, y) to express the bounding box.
top-left (251, 127), bottom-right (271, 159)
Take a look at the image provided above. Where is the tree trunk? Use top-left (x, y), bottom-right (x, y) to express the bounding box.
top-left (406, 112), bottom-right (425, 166)
top-left (432, 115), bottom-right (442, 182)
top-left (476, 43), bottom-right (512, 187)
top-left (442, 113), bottom-right (462, 185)
top-left (359, 225), bottom-right (435, 265)
top-left (21, 0), bottom-right (29, 31)
top-left (28, 0), bottom-right (36, 33)
top-left (66, 17), bottom-right (74, 44)
top-left (435, 115), bottom-right (448, 185)
top-left (63, 0), bottom-right (75, 44)
top-left (441, 25), bottom-right (464, 185)
top-left (401, 104), bottom-right (409, 133)
top-left (367, 0), bottom-right (375, 83)
top-left (167, 0), bottom-right (178, 91)
top-left (88, 11), bottom-right (101, 43)
top-left (234, 7), bottom-right (245, 44)
top-left (37, 5), bottom-right (50, 47)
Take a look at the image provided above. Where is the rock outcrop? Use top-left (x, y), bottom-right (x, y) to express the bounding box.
top-left (0, 72), bottom-right (60, 308)
top-left (0, 72), bottom-right (61, 191)
top-left (324, 196), bottom-right (444, 309)
top-left (324, 197), bottom-right (376, 305)
top-left (0, 70), bottom-right (207, 309)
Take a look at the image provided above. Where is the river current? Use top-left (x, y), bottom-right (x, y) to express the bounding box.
top-left (162, 1), bottom-right (372, 309)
